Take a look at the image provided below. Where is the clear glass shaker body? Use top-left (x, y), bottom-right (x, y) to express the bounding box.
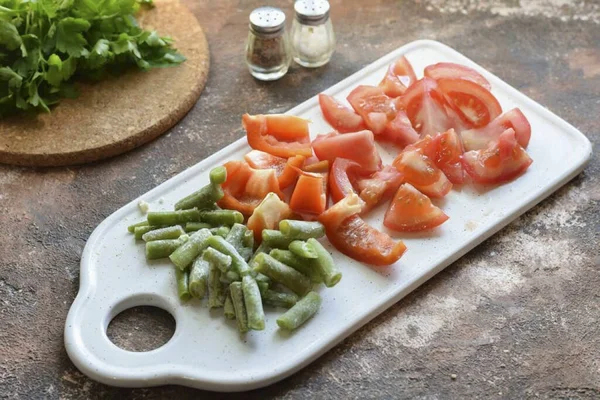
top-left (290, 16), bottom-right (335, 68)
top-left (245, 28), bottom-right (291, 81)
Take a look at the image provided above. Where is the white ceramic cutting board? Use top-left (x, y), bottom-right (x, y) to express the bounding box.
top-left (64, 40), bottom-right (592, 392)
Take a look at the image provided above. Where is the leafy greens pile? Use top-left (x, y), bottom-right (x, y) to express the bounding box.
top-left (0, 0), bottom-right (185, 115)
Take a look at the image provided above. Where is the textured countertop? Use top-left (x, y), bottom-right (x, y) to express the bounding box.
top-left (1, 0), bottom-right (598, 399)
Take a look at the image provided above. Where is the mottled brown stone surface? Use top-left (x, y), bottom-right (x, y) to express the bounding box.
top-left (1, 0), bottom-right (599, 399)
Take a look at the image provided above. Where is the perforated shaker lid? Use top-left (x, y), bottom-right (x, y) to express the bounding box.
top-left (249, 7), bottom-right (286, 34)
top-left (294, 0), bottom-right (330, 26)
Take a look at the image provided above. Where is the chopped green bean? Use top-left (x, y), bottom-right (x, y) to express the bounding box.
top-left (276, 291), bottom-right (321, 330)
top-left (208, 263), bottom-right (224, 308)
top-left (169, 228), bottom-right (212, 270)
top-left (185, 222), bottom-right (212, 232)
top-left (210, 226), bottom-right (231, 238)
top-left (225, 223), bottom-right (250, 260)
top-left (209, 166), bottom-right (228, 185)
top-left (224, 294), bottom-right (236, 320)
top-left (255, 272), bottom-right (272, 286)
top-left (253, 253), bottom-right (312, 296)
top-left (225, 270), bottom-right (240, 282)
top-left (257, 281), bottom-right (269, 295)
top-left (263, 290), bottom-right (298, 309)
top-left (202, 247), bottom-right (232, 273)
top-left (288, 240), bottom-right (318, 259)
top-left (230, 282), bottom-right (249, 333)
top-left (175, 268), bottom-right (191, 301)
top-left (201, 210), bottom-right (244, 227)
top-left (269, 249), bottom-right (322, 284)
top-left (307, 238), bottom-right (342, 288)
top-left (147, 208), bottom-right (201, 226)
top-left (174, 167), bottom-right (226, 210)
top-left (207, 235), bottom-right (251, 276)
top-left (189, 257), bottom-right (209, 299)
top-left (261, 229), bottom-right (294, 249)
top-left (142, 226), bottom-right (185, 242)
top-left (134, 225), bottom-right (159, 240)
top-left (242, 230), bottom-right (254, 249)
top-left (145, 235), bottom-right (189, 260)
top-left (242, 275), bottom-right (265, 330)
top-left (127, 220), bottom-right (149, 233)
top-left (279, 220), bottom-right (325, 240)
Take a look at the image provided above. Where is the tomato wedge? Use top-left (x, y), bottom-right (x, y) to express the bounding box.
top-left (242, 114), bottom-right (312, 158)
top-left (247, 192), bottom-right (294, 243)
top-left (424, 62), bottom-right (491, 91)
top-left (347, 85), bottom-right (396, 134)
top-left (461, 108), bottom-right (531, 151)
top-left (414, 129), bottom-right (467, 184)
top-left (289, 170), bottom-right (327, 214)
top-left (318, 194), bottom-right (407, 266)
top-left (218, 161), bottom-right (284, 216)
top-left (312, 130), bottom-right (382, 172)
top-left (381, 110), bottom-right (420, 147)
top-left (329, 158), bottom-right (362, 203)
top-left (462, 128), bottom-right (533, 184)
top-left (318, 94), bottom-right (366, 133)
top-left (399, 78), bottom-right (454, 138)
top-left (244, 150), bottom-right (305, 189)
top-left (437, 78), bottom-right (502, 129)
top-left (393, 147), bottom-right (452, 198)
top-left (379, 56), bottom-right (417, 97)
top-left (355, 165), bottom-right (404, 210)
top-left (384, 183), bottom-right (449, 232)
top-left (303, 160), bottom-right (330, 173)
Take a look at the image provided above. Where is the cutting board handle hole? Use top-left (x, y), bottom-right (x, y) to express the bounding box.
top-left (106, 305), bottom-right (176, 353)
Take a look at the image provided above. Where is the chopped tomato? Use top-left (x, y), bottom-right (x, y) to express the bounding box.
top-left (347, 85), bottom-right (396, 134)
top-left (437, 78), bottom-right (502, 128)
top-left (379, 56), bottom-right (417, 97)
top-left (312, 130), bottom-right (382, 172)
top-left (384, 183), bottom-right (449, 232)
top-left (247, 192), bottom-right (294, 243)
top-left (461, 108), bottom-right (531, 151)
top-left (381, 110), bottom-right (420, 147)
top-left (393, 147), bottom-right (452, 198)
top-left (218, 161), bottom-right (284, 216)
top-left (318, 94), bottom-right (366, 133)
top-left (399, 78), bottom-right (454, 138)
top-left (424, 62), bottom-right (491, 91)
top-left (462, 128), bottom-right (532, 184)
top-left (329, 158), bottom-right (362, 203)
top-left (289, 170), bottom-right (327, 214)
top-left (418, 129), bottom-right (467, 184)
top-left (355, 166), bottom-right (404, 210)
top-left (303, 160), bottom-right (330, 173)
top-left (318, 194), bottom-right (407, 266)
top-left (242, 114), bottom-right (312, 158)
top-left (244, 150), bottom-right (305, 189)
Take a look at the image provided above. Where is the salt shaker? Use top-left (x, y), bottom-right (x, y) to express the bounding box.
top-left (290, 0), bottom-right (336, 68)
top-left (245, 7), bottom-right (292, 81)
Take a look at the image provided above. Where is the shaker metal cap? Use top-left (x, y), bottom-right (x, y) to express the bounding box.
top-left (294, 0), bottom-right (330, 26)
top-left (249, 7), bottom-right (286, 34)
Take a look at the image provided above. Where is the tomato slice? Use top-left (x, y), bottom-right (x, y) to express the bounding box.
top-left (312, 130), bottom-right (382, 173)
top-left (242, 114), bottom-right (312, 158)
top-left (303, 160), bottom-right (330, 173)
top-left (347, 85), bottom-right (396, 134)
top-left (381, 110), bottom-right (420, 147)
top-left (243, 150), bottom-right (305, 190)
top-left (424, 62), bottom-right (491, 91)
top-left (329, 158), bottom-right (362, 203)
top-left (393, 147), bottom-right (452, 198)
top-left (462, 128), bottom-right (533, 184)
top-left (399, 78), bottom-right (454, 138)
top-left (247, 192), bottom-right (294, 243)
top-left (318, 94), bottom-right (366, 133)
top-left (355, 165), bottom-right (404, 210)
top-left (461, 108), bottom-right (531, 151)
top-left (416, 129), bottom-right (467, 184)
top-left (318, 194), bottom-right (407, 266)
top-left (218, 161), bottom-right (284, 216)
top-left (379, 56), bottom-right (417, 97)
top-left (289, 170), bottom-right (327, 215)
top-left (437, 78), bottom-right (502, 129)
top-left (384, 183), bottom-right (449, 232)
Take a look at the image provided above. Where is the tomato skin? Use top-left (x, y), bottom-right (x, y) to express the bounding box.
top-left (437, 78), bottom-right (502, 129)
top-left (290, 170), bottom-right (327, 215)
top-left (355, 166), bottom-right (404, 210)
top-left (303, 160), bottom-right (330, 173)
top-left (424, 62), bottom-right (491, 91)
top-left (417, 129), bottom-right (467, 184)
top-left (384, 183), bottom-right (449, 232)
top-left (399, 78), bottom-right (454, 138)
top-left (247, 192), bottom-right (294, 243)
top-left (461, 128), bottom-right (533, 184)
top-left (244, 150), bottom-right (305, 190)
top-left (379, 56), bottom-right (417, 97)
top-left (393, 147), bottom-right (452, 198)
top-left (318, 194), bottom-right (407, 267)
top-left (319, 94), bottom-right (366, 133)
top-left (381, 110), bottom-right (420, 147)
top-left (243, 114), bottom-right (312, 158)
top-left (461, 108), bottom-right (531, 151)
top-left (329, 158), bottom-right (362, 203)
top-left (347, 85), bottom-right (396, 134)
top-left (312, 130), bottom-right (382, 172)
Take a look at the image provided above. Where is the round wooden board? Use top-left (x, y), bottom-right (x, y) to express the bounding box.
top-left (0, 0), bottom-right (209, 167)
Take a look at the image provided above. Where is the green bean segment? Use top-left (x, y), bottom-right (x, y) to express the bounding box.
top-left (307, 238), bottom-right (342, 288)
top-left (263, 290), bottom-right (298, 309)
top-left (261, 229), bottom-right (295, 249)
top-left (189, 257), bottom-right (209, 299)
top-left (202, 247), bottom-right (232, 273)
top-left (230, 282), bottom-right (249, 333)
top-left (288, 240), bottom-right (318, 259)
top-left (208, 263), bottom-right (224, 308)
top-left (175, 268), bottom-right (191, 301)
top-left (269, 249), bottom-right (322, 284)
top-left (185, 222), bottom-right (212, 232)
top-left (242, 230), bottom-right (254, 249)
top-left (201, 210), bottom-right (244, 227)
top-left (169, 228), bottom-right (212, 270)
top-left (145, 235), bottom-right (189, 260)
top-left (142, 225), bottom-right (185, 242)
top-left (224, 294), bottom-right (236, 320)
top-left (174, 167), bottom-right (226, 211)
top-left (147, 208), bottom-right (201, 226)
top-left (253, 253), bottom-right (312, 296)
top-left (128, 220), bottom-right (149, 233)
top-left (242, 275), bottom-right (265, 330)
top-left (207, 235), bottom-right (251, 276)
top-left (134, 225), bottom-right (158, 240)
top-left (279, 220), bottom-right (325, 240)
top-left (256, 281), bottom-right (269, 295)
top-left (276, 291), bottom-right (321, 330)
top-left (210, 226), bottom-right (230, 238)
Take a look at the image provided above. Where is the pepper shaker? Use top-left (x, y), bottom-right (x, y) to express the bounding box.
top-left (290, 0), bottom-right (336, 68)
top-left (245, 7), bottom-right (292, 81)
